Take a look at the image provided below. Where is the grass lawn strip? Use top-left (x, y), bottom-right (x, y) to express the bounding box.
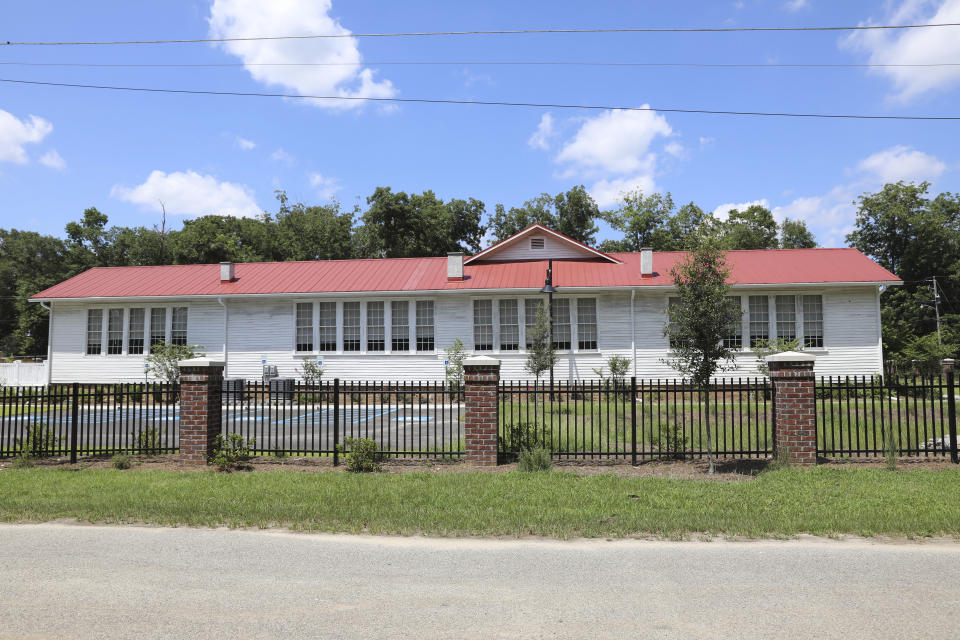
top-left (1, 467), bottom-right (959, 539)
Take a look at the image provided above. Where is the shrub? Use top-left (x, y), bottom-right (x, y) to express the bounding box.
top-left (15, 424), bottom-right (62, 461)
top-left (499, 422), bottom-right (552, 464)
top-left (132, 426), bottom-right (162, 455)
top-left (295, 359), bottom-right (324, 386)
top-left (341, 437), bottom-right (381, 473)
top-left (754, 338), bottom-right (801, 375)
top-left (112, 453), bottom-right (132, 470)
top-left (517, 446), bottom-right (552, 472)
top-left (658, 423), bottom-right (688, 460)
top-left (210, 433), bottom-right (255, 471)
top-left (146, 342), bottom-right (205, 385)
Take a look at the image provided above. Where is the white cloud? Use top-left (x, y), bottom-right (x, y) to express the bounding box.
top-left (556, 108), bottom-right (673, 175)
top-left (208, 0), bottom-right (397, 110)
top-left (856, 144), bottom-right (946, 183)
top-left (664, 142), bottom-right (686, 159)
top-left (0, 110), bottom-right (53, 164)
top-left (699, 136), bottom-right (715, 147)
top-left (270, 148), bottom-right (295, 166)
top-left (590, 175), bottom-right (659, 208)
top-left (234, 136), bottom-right (256, 150)
top-left (527, 113), bottom-right (556, 150)
top-left (111, 170), bottom-right (261, 218)
top-left (38, 149), bottom-right (65, 170)
top-left (712, 199), bottom-right (771, 222)
top-left (783, 0), bottom-right (809, 12)
top-left (843, 0), bottom-right (960, 101)
top-left (308, 172), bottom-right (341, 200)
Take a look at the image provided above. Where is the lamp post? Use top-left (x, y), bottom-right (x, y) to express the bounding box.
top-left (540, 259), bottom-right (557, 395)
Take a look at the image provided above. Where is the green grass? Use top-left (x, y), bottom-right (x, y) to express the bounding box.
top-left (1, 466), bottom-right (959, 538)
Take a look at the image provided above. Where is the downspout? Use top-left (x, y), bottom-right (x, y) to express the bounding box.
top-left (217, 297), bottom-right (228, 378)
top-left (39, 302), bottom-right (52, 386)
top-left (631, 289), bottom-right (637, 379)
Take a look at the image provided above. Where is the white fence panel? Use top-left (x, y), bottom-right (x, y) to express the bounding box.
top-left (0, 361), bottom-right (48, 387)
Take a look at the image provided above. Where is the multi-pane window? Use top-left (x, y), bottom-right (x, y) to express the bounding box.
top-left (416, 301), bottom-right (434, 351)
top-left (473, 300), bottom-right (494, 351)
top-left (318, 302), bottom-right (336, 351)
top-left (775, 295), bottom-right (797, 341)
top-left (391, 301), bottom-right (409, 351)
top-left (107, 308), bottom-right (124, 355)
top-left (499, 300), bottom-right (519, 351)
top-left (150, 308), bottom-right (166, 348)
top-left (367, 302), bottom-right (385, 352)
top-left (551, 299), bottom-right (571, 350)
top-left (667, 297), bottom-right (681, 350)
top-left (128, 308), bottom-right (145, 355)
top-left (86, 309), bottom-right (102, 355)
top-left (343, 302), bottom-right (361, 352)
top-left (723, 296), bottom-right (743, 349)
top-left (577, 298), bottom-right (598, 350)
top-left (802, 295), bottom-right (824, 348)
top-left (748, 296), bottom-right (769, 348)
top-left (524, 299), bottom-right (544, 348)
top-left (295, 303), bottom-right (313, 352)
top-left (171, 307), bottom-right (188, 346)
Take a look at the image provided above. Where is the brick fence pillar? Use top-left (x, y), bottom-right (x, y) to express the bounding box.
top-left (178, 359), bottom-right (224, 464)
top-left (463, 356), bottom-right (500, 466)
top-left (766, 351), bottom-right (817, 466)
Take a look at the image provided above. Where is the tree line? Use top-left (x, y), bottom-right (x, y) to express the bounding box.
top-left (1, 182), bottom-right (955, 366)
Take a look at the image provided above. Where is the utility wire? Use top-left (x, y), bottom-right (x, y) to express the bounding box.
top-left (2, 76), bottom-right (959, 120)
top-left (3, 60), bottom-right (960, 69)
top-left (3, 22), bottom-right (960, 46)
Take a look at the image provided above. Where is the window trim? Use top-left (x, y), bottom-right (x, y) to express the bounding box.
top-left (83, 303), bottom-right (190, 357)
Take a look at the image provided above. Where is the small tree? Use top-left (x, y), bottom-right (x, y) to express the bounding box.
top-left (592, 354), bottom-right (632, 389)
top-left (444, 338), bottom-right (467, 389)
top-left (296, 359), bottom-right (324, 386)
top-left (524, 306), bottom-right (556, 382)
top-left (146, 343), bottom-right (204, 384)
top-left (663, 237), bottom-right (742, 474)
top-left (753, 337), bottom-right (801, 376)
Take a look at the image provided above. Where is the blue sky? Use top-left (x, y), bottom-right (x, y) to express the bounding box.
top-left (1, 0), bottom-right (959, 247)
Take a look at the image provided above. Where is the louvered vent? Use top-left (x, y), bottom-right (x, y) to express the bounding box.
top-left (530, 237), bottom-right (545, 250)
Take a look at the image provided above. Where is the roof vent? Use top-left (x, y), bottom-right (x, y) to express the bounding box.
top-left (530, 237), bottom-right (545, 250)
top-left (220, 262), bottom-right (235, 283)
top-left (640, 248), bottom-right (653, 278)
top-left (447, 252), bottom-right (464, 281)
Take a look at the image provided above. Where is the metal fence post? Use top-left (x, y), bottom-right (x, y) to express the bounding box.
top-left (333, 378), bottom-right (340, 467)
top-left (69, 382), bottom-right (79, 464)
top-left (630, 376), bottom-right (637, 466)
top-left (947, 369), bottom-right (957, 464)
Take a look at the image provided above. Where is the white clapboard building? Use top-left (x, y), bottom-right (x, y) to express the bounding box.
top-left (30, 224), bottom-right (900, 383)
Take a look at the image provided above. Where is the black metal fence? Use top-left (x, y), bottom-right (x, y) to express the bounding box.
top-left (498, 378), bottom-right (774, 462)
top-left (222, 379), bottom-right (464, 460)
top-left (0, 383), bottom-right (180, 461)
top-left (816, 375), bottom-right (958, 459)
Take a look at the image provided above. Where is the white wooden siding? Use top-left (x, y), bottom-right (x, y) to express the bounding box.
top-left (48, 286), bottom-right (884, 383)
top-left (487, 234), bottom-right (594, 262)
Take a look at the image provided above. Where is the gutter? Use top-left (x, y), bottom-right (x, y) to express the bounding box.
top-left (217, 297), bottom-right (228, 378)
top-left (39, 302), bottom-right (52, 385)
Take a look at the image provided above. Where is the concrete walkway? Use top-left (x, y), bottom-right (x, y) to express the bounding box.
top-left (0, 523), bottom-right (958, 639)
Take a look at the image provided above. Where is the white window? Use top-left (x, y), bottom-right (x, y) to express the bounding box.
top-left (551, 299), bottom-right (571, 350)
top-left (128, 308), bottom-right (145, 355)
top-left (748, 296), bottom-right (769, 347)
top-left (343, 302), bottom-right (361, 352)
top-left (667, 297), bottom-right (681, 350)
top-left (473, 300), bottom-right (494, 351)
top-left (150, 307), bottom-right (166, 349)
top-left (416, 301), bottom-right (434, 351)
top-left (499, 300), bottom-right (519, 351)
top-left (295, 303), bottom-right (313, 352)
top-left (802, 295), bottom-right (824, 348)
top-left (723, 296), bottom-right (742, 349)
top-left (86, 309), bottom-right (102, 355)
top-left (318, 302), bottom-right (336, 351)
top-left (107, 308), bottom-right (124, 355)
top-left (367, 301), bottom-right (385, 352)
top-left (171, 307), bottom-right (188, 346)
top-left (775, 295), bottom-right (797, 341)
top-left (577, 298), bottom-right (597, 350)
top-left (391, 301), bottom-right (409, 351)
top-left (524, 299), bottom-right (544, 348)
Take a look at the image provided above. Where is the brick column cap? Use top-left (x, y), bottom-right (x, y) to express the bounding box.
top-left (178, 358), bottom-right (225, 368)
top-left (764, 351), bottom-right (815, 364)
top-left (464, 356), bottom-right (501, 368)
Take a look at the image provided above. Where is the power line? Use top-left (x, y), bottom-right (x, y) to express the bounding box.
top-left (2, 76), bottom-right (957, 120)
top-left (3, 22), bottom-right (960, 46)
top-left (3, 60), bottom-right (960, 69)
top-left (2, 76), bottom-right (959, 120)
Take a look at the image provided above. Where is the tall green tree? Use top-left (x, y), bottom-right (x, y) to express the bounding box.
top-left (779, 218), bottom-right (817, 249)
top-left (553, 185), bottom-right (599, 245)
top-left (489, 194), bottom-right (556, 242)
top-left (599, 190), bottom-right (674, 252)
top-left (721, 205), bottom-right (779, 250)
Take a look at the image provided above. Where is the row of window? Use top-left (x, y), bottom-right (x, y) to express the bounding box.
top-left (295, 301), bottom-right (435, 353)
top-left (472, 298), bottom-right (598, 352)
top-left (670, 294), bottom-right (824, 350)
top-left (86, 307), bottom-right (187, 355)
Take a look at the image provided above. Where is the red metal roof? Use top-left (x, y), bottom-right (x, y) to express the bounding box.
top-left (31, 248), bottom-right (900, 300)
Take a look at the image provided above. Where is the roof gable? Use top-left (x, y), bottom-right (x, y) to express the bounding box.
top-left (464, 224), bottom-right (618, 264)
